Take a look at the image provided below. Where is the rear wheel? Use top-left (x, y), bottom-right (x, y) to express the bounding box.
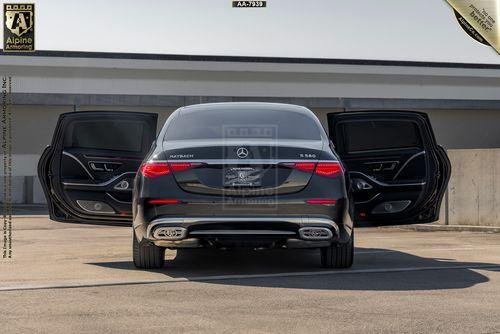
top-left (320, 230), bottom-right (354, 268)
top-left (133, 232), bottom-right (165, 269)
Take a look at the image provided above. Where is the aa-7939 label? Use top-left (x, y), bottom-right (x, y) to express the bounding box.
top-left (232, 1), bottom-right (266, 8)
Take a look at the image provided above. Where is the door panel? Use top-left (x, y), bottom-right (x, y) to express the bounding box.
top-left (38, 111), bottom-right (157, 224)
top-left (328, 111), bottom-right (450, 226)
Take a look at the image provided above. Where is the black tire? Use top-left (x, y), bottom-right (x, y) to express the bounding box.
top-left (133, 232), bottom-right (165, 269)
top-left (320, 230), bottom-right (354, 269)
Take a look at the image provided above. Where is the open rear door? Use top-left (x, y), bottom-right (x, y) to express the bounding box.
top-left (38, 111), bottom-right (158, 224)
top-left (328, 111), bottom-right (450, 226)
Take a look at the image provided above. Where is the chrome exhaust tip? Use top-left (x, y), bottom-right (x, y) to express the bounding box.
top-left (298, 227), bottom-right (333, 240)
top-left (152, 227), bottom-right (187, 240)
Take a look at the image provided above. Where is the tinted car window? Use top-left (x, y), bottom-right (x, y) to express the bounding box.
top-left (65, 120), bottom-right (145, 152)
top-left (165, 108), bottom-right (321, 140)
top-left (343, 120), bottom-right (421, 153)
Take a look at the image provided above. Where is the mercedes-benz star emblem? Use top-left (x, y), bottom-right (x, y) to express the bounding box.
top-left (236, 147), bottom-right (249, 159)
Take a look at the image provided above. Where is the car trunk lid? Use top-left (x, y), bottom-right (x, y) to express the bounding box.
top-left (163, 139), bottom-right (323, 196)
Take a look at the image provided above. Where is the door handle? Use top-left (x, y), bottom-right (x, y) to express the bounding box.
top-left (88, 162), bottom-right (121, 172)
top-left (89, 162), bottom-right (105, 171)
top-left (382, 162), bottom-right (398, 171)
top-left (103, 163), bottom-right (116, 172)
top-left (365, 161), bottom-right (398, 172)
top-left (368, 163), bottom-right (383, 172)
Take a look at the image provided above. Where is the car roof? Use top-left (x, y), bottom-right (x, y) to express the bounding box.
top-left (178, 102), bottom-right (312, 115)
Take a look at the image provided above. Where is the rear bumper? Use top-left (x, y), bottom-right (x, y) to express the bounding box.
top-left (137, 216), bottom-right (350, 249)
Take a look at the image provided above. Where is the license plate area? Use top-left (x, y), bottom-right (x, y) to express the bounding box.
top-left (224, 167), bottom-right (263, 187)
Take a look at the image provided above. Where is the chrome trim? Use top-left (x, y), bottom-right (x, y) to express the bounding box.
top-left (154, 159), bottom-right (338, 165)
top-left (146, 216), bottom-right (338, 239)
top-left (349, 171), bottom-right (426, 187)
top-left (298, 227), bottom-right (334, 240)
top-left (348, 146), bottom-right (421, 155)
top-left (63, 172), bottom-right (136, 187)
top-left (62, 151), bottom-right (94, 180)
top-left (152, 227), bottom-right (188, 240)
top-left (153, 238), bottom-right (201, 248)
top-left (392, 151), bottom-right (426, 180)
top-left (189, 230), bottom-right (296, 236)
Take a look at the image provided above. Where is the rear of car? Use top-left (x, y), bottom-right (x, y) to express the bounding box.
top-left (132, 103), bottom-right (353, 269)
top-left (38, 104), bottom-right (449, 271)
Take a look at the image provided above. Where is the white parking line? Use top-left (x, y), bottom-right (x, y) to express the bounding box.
top-left (355, 246), bottom-right (500, 254)
top-left (1, 263), bottom-right (499, 292)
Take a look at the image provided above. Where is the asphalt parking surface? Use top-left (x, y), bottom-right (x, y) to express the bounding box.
top-left (1, 217), bottom-right (500, 333)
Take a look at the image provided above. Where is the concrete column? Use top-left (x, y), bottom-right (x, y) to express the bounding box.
top-left (447, 149), bottom-right (500, 226)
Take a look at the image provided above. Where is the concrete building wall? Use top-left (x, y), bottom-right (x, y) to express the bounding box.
top-left (5, 104), bottom-right (500, 227)
top-left (426, 109), bottom-right (500, 149)
top-left (1, 53), bottom-right (499, 226)
top-left (3, 55), bottom-right (499, 101)
top-left (446, 149), bottom-right (500, 226)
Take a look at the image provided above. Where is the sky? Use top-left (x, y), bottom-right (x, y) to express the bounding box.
top-left (2, 0), bottom-right (499, 64)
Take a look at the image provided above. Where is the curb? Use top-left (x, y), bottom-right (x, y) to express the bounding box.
top-left (393, 224), bottom-right (500, 233)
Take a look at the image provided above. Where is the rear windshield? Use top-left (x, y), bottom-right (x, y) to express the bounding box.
top-left (165, 108), bottom-right (322, 140)
top-left (64, 120), bottom-right (145, 152)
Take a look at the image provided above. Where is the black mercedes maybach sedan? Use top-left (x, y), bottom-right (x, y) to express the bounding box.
top-left (39, 102), bottom-right (450, 269)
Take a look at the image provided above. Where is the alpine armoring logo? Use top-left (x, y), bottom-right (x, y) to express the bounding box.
top-left (3, 3), bottom-right (35, 52)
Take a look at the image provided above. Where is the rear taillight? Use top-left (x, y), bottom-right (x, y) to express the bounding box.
top-left (140, 161), bottom-right (202, 178)
top-left (283, 161), bottom-right (344, 178)
top-left (306, 199), bottom-right (337, 205)
top-left (282, 162), bottom-right (316, 173)
top-left (140, 162), bottom-right (170, 178)
top-left (169, 162), bottom-right (201, 172)
top-left (148, 199), bottom-right (181, 204)
top-left (314, 162), bottom-right (344, 178)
